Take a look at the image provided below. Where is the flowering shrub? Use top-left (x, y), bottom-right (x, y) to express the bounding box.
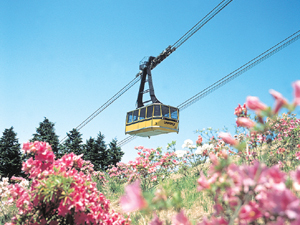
top-left (2, 80), bottom-right (300, 225)
top-left (108, 146), bottom-right (178, 190)
top-left (117, 80), bottom-right (300, 224)
top-left (0, 176), bottom-right (29, 222)
top-left (196, 153), bottom-right (300, 224)
top-left (228, 81), bottom-right (300, 169)
top-left (6, 141), bottom-right (129, 225)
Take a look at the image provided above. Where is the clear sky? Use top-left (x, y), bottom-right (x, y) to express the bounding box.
top-left (1, 0), bottom-right (300, 162)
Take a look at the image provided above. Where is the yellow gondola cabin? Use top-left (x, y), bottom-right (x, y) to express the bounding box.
top-left (125, 103), bottom-right (179, 137)
top-left (125, 56), bottom-right (179, 137)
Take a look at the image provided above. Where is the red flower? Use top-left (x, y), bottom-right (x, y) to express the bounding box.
top-left (196, 135), bottom-right (203, 145)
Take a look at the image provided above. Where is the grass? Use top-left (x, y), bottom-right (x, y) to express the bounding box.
top-left (3, 139), bottom-right (300, 224)
top-left (0, 204), bottom-right (17, 225)
top-left (101, 163), bottom-right (214, 225)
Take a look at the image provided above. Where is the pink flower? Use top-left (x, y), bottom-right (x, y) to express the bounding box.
top-left (292, 80), bottom-right (300, 106)
top-left (149, 215), bottom-right (163, 225)
top-left (239, 201), bottom-right (262, 222)
top-left (120, 180), bottom-right (147, 212)
top-left (198, 216), bottom-right (228, 225)
top-left (196, 135), bottom-right (203, 145)
top-left (269, 89), bottom-right (288, 114)
top-left (219, 132), bottom-right (238, 146)
top-left (172, 210), bottom-right (191, 225)
top-left (197, 173), bottom-right (210, 191)
top-left (262, 189), bottom-right (300, 220)
top-left (236, 117), bottom-right (255, 128)
top-left (22, 142), bottom-right (31, 152)
top-left (290, 166), bottom-right (300, 191)
top-left (234, 104), bottom-right (243, 116)
top-left (246, 96), bottom-right (267, 111)
top-left (57, 201), bottom-right (69, 217)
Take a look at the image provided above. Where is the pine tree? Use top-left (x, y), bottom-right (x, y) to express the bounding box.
top-left (31, 117), bottom-right (60, 156)
top-left (106, 138), bottom-right (124, 170)
top-left (0, 127), bottom-right (23, 179)
top-left (84, 132), bottom-right (107, 171)
top-left (60, 128), bottom-right (84, 157)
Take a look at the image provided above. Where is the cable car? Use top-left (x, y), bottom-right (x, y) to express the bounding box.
top-left (125, 103), bottom-right (179, 137)
top-left (125, 56), bottom-right (179, 137)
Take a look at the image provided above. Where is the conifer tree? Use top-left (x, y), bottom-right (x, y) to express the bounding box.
top-left (31, 117), bottom-right (60, 156)
top-left (0, 127), bottom-right (22, 178)
top-left (60, 128), bottom-right (83, 157)
top-left (106, 138), bottom-right (124, 170)
top-left (84, 132), bottom-right (107, 171)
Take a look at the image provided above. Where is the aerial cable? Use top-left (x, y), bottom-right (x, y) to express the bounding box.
top-left (178, 29), bottom-right (300, 111)
top-left (117, 29), bottom-right (300, 147)
top-left (117, 135), bottom-right (137, 147)
top-left (60, 0), bottom-right (232, 143)
top-left (150, 0), bottom-right (233, 70)
top-left (60, 75), bottom-right (141, 143)
top-left (172, 0), bottom-right (233, 49)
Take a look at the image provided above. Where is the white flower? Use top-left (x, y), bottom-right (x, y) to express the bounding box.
top-left (182, 139), bottom-right (193, 149)
top-left (175, 150), bottom-right (188, 158)
top-left (195, 147), bottom-right (203, 155)
top-left (195, 144), bottom-right (214, 155)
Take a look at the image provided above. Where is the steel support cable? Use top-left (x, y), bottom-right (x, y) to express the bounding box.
top-left (117, 0), bottom-right (232, 148)
top-left (62, 0), bottom-right (232, 144)
top-left (117, 135), bottom-right (137, 147)
top-left (172, 0), bottom-right (233, 49)
top-left (178, 29), bottom-right (300, 111)
top-left (118, 30), bottom-right (300, 147)
top-left (60, 75), bottom-right (141, 143)
top-left (149, 0), bottom-right (233, 70)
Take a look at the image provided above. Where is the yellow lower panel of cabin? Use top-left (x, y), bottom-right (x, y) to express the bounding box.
top-left (125, 118), bottom-right (179, 137)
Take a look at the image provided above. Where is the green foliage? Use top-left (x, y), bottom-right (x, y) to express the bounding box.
top-left (0, 127), bottom-right (22, 179)
top-left (83, 132), bottom-right (106, 171)
top-left (83, 133), bottom-right (124, 171)
top-left (59, 128), bottom-right (84, 158)
top-left (83, 132), bottom-right (107, 171)
top-left (31, 117), bottom-right (60, 156)
top-left (0, 205), bottom-right (17, 225)
top-left (106, 138), bottom-right (124, 169)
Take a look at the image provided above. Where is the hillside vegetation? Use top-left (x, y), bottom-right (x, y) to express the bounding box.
top-left (1, 80), bottom-right (300, 224)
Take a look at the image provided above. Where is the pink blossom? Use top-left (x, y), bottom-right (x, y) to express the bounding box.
top-left (219, 132), bottom-right (238, 146)
top-left (246, 96), bottom-right (267, 111)
top-left (196, 135), bottom-right (203, 145)
top-left (22, 142), bottom-right (31, 152)
top-left (149, 215), bottom-right (163, 225)
top-left (234, 104), bottom-right (243, 116)
top-left (239, 201), bottom-right (262, 222)
top-left (198, 216), bottom-right (228, 225)
top-left (236, 117), bottom-right (255, 128)
top-left (292, 80), bottom-right (300, 106)
top-left (269, 89), bottom-right (288, 114)
top-left (262, 189), bottom-right (300, 220)
top-left (120, 180), bottom-right (147, 212)
top-left (172, 210), bottom-right (191, 225)
top-left (290, 166), bottom-right (300, 191)
top-left (267, 165), bottom-right (286, 185)
top-left (197, 173), bottom-right (210, 191)
top-left (9, 141), bottom-right (128, 225)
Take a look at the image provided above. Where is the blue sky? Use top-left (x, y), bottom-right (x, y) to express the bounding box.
top-left (1, 0), bottom-right (300, 162)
